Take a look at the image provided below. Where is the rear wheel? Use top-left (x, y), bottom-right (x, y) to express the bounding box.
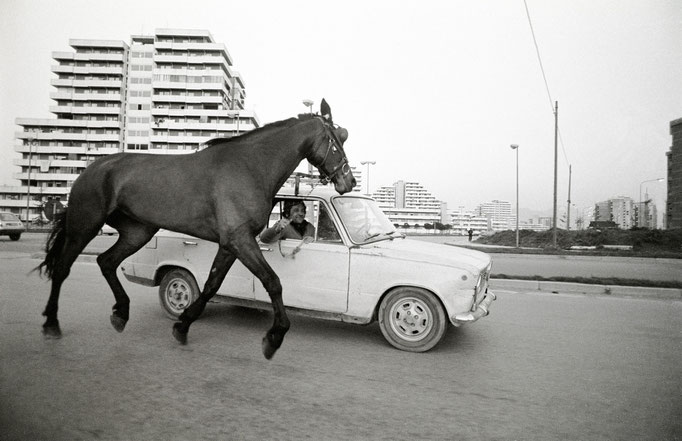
top-left (158, 269), bottom-right (200, 319)
top-left (378, 287), bottom-right (447, 352)
top-left (9, 233), bottom-right (21, 241)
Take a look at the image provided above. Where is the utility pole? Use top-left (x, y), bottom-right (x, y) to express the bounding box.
top-left (566, 164), bottom-right (572, 230)
top-left (552, 101), bottom-right (558, 247)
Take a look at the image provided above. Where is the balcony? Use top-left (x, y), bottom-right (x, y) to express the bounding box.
top-left (49, 105), bottom-right (121, 115)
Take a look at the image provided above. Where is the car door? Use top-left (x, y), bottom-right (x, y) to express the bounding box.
top-left (255, 199), bottom-right (350, 313)
top-left (181, 236), bottom-right (254, 299)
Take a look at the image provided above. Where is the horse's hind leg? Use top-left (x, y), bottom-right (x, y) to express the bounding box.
top-left (96, 215), bottom-right (158, 332)
top-left (42, 222), bottom-right (100, 338)
top-left (43, 236), bottom-right (93, 337)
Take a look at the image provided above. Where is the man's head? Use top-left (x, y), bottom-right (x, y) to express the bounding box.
top-left (283, 200), bottom-right (307, 223)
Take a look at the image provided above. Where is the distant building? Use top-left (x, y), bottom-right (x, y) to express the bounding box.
top-left (667, 117), bottom-right (682, 229)
top-left (593, 196), bottom-right (636, 229)
top-left (1, 29), bottom-right (260, 220)
top-left (475, 199), bottom-right (512, 231)
top-left (372, 180), bottom-right (447, 230)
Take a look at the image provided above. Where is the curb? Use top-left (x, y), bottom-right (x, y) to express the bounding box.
top-left (490, 278), bottom-right (682, 300)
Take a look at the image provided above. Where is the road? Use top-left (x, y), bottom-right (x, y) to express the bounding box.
top-left (4, 233), bottom-right (682, 283)
top-left (1, 252), bottom-right (680, 440)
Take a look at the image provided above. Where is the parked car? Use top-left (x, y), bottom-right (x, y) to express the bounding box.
top-left (0, 212), bottom-right (25, 241)
top-left (121, 186), bottom-right (495, 352)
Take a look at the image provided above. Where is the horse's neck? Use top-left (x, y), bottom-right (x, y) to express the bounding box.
top-left (236, 118), bottom-right (320, 197)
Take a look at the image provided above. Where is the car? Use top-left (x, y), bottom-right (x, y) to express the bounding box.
top-left (0, 212), bottom-right (26, 241)
top-left (100, 224), bottom-right (118, 235)
top-left (121, 186), bottom-right (495, 352)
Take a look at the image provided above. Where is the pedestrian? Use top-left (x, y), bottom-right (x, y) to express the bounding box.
top-left (467, 228), bottom-right (473, 242)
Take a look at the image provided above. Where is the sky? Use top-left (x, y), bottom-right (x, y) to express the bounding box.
top-left (1, 0), bottom-right (680, 223)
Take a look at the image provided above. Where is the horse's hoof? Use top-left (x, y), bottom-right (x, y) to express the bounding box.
top-left (262, 336), bottom-right (277, 360)
top-left (110, 315), bottom-right (127, 333)
top-left (172, 322), bottom-right (188, 345)
top-left (42, 325), bottom-right (62, 339)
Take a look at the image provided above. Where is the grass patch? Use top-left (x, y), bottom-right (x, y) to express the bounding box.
top-left (474, 228), bottom-right (682, 259)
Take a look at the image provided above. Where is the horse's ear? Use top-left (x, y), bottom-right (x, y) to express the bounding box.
top-left (320, 98), bottom-right (332, 123)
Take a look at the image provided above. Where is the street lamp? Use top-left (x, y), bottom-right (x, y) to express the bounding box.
top-left (302, 99), bottom-right (314, 114)
top-left (360, 161), bottom-right (376, 196)
top-left (25, 131), bottom-right (37, 225)
top-left (302, 100), bottom-right (315, 175)
top-left (639, 178), bottom-right (664, 228)
top-left (510, 144), bottom-right (519, 248)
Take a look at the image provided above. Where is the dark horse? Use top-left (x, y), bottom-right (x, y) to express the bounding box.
top-left (37, 99), bottom-right (356, 359)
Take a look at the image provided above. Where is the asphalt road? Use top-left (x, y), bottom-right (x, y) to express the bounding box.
top-left (4, 233), bottom-right (682, 284)
top-left (1, 253), bottom-right (680, 441)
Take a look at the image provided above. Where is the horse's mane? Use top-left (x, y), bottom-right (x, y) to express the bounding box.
top-left (203, 113), bottom-right (319, 148)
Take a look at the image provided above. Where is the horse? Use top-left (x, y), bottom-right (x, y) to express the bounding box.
top-left (37, 99), bottom-right (356, 359)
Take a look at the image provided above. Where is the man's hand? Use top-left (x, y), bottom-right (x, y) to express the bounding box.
top-left (276, 218), bottom-right (291, 232)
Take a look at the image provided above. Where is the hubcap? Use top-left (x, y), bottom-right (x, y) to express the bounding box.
top-left (166, 278), bottom-right (192, 313)
top-left (388, 297), bottom-right (433, 341)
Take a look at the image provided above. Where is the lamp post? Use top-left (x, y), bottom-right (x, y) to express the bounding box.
top-left (25, 132), bottom-right (37, 225)
top-left (639, 177), bottom-right (664, 228)
top-left (360, 161), bottom-right (376, 196)
top-left (510, 144), bottom-right (519, 248)
top-left (302, 99), bottom-right (314, 114)
top-left (303, 100), bottom-right (315, 175)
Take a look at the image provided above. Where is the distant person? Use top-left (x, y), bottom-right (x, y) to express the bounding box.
top-left (467, 228), bottom-right (474, 242)
top-left (260, 200), bottom-right (315, 243)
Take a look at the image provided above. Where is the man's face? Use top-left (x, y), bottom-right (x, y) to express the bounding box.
top-left (289, 204), bottom-right (306, 224)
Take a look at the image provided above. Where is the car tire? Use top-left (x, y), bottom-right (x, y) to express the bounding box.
top-left (378, 287), bottom-right (447, 352)
top-left (9, 233), bottom-right (21, 241)
top-left (158, 269), bottom-right (200, 320)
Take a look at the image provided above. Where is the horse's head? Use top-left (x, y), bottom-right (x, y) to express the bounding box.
top-left (308, 99), bottom-right (357, 194)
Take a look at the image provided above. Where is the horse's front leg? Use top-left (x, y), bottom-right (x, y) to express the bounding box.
top-left (229, 236), bottom-right (289, 360)
top-left (172, 248), bottom-right (236, 344)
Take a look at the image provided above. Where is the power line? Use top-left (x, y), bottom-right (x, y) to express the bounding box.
top-left (524, 0), bottom-right (553, 114)
top-left (524, 0), bottom-right (570, 167)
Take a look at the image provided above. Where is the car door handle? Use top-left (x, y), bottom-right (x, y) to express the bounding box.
top-left (259, 245), bottom-right (272, 251)
top-left (183, 241), bottom-right (198, 246)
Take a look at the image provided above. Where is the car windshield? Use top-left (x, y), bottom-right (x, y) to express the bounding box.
top-left (332, 196), bottom-right (398, 243)
top-left (0, 213), bottom-right (20, 221)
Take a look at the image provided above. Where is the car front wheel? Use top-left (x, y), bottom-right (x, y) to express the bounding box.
top-left (9, 233), bottom-right (21, 241)
top-left (378, 287), bottom-right (447, 352)
top-left (158, 269), bottom-right (200, 319)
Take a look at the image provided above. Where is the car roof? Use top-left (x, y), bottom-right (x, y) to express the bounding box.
top-left (276, 185), bottom-right (368, 201)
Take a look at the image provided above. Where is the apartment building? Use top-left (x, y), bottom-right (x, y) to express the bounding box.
top-left (593, 196), bottom-right (637, 229)
top-left (475, 199), bottom-right (513, 231)
top-left (667, 117), bottom-right (682, 228)
top-left (372, 180), bottom-right (447, 228)
top-left (1, 29), bottom-right (259, 221)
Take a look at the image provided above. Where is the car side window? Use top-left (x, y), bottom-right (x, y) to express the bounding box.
top-left (315, 202), bottom-right (342, 243)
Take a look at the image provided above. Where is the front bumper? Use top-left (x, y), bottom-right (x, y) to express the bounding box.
top-left (451, 290), bottom-right (496, 327)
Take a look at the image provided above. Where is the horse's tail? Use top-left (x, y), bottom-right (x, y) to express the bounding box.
top-left (37, 209), bottom-right (68, 279)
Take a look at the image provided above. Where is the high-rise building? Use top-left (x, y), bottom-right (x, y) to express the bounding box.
top-left (1, 29), bottom-right (260, 220)
top-left (372, 180), bottom-right (446, 229)
top-left (667, 117), bottom-right (682, 229)
top-left (475, 200), bottom-right (512, 231)
top-left (593, 196), bottom-right (636, 229)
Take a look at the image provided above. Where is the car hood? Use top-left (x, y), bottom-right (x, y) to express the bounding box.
top-left (357, 238), bottom-right (492, 274)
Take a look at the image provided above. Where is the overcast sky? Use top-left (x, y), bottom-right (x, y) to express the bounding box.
top-left (1, 0), bottom-right (680, 219)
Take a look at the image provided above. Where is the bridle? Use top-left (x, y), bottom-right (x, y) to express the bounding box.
top-left (312, 121), bottom-right (351, 185)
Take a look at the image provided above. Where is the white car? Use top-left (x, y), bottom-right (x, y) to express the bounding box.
top-left (121, 186), bottom-right (495, 352)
